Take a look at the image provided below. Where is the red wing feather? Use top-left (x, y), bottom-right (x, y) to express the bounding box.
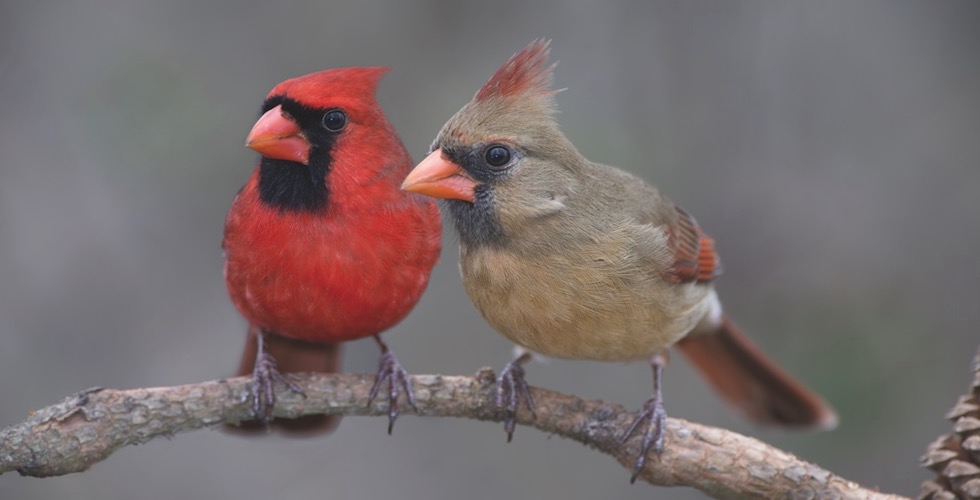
top-left (664, 205), bottom-right (722, 284)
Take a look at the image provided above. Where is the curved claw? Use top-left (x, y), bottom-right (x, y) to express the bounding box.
top-left (620, 397), bottom-right (666, 483)
top-left (496, 356), bottom-right (537, 442)
top-left (250, 348), bottom-right (305, 425)
top-left (367, 348), bottom-right (417, 434)
top-left (621, 350), bottom-right (669, 483)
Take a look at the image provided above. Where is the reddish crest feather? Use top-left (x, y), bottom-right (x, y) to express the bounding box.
top-left (475, 39), bottom-right (557, 102)
top-left (269, 66), bottom-right (389, 108)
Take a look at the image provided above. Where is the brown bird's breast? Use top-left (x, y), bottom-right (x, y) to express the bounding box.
top-left (459, 224), bottom-right (715, 362)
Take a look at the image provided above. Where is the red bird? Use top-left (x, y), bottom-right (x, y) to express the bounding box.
top-left (224, 67), bottom-right (441, 434)
top-left (402, 40), bottom-right (836, 480)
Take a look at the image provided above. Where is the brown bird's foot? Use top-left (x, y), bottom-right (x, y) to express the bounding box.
top-left (619, 351), bottom-right (668, 483)
top-left (620, 394), bottom-right (666, 483)
top-left (367, 336), bottom-right (417, 434)
top-left (250, 331), bottom-right (306, 424)
top-left (496, 352), bottom-right (537, 442)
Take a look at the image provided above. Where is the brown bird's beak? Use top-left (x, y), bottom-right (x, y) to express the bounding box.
top-left (245, 104), bottom-right (310, 165)
top-left (401, 149), bottom-right (477, 202)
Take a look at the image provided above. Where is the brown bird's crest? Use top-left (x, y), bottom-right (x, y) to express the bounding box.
top-left (475, 39), bottom-right (558, 102)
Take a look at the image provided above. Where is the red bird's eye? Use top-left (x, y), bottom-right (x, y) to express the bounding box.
top-left (322, 110), bottom-right (347, 132)
top-left (484, 145), bottom-right (511, 167)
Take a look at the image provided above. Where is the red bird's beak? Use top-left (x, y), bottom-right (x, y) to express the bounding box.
top-left (401, 149), bottom-right (477, 203)
top-left (245, 105), bottom-right (310, 165)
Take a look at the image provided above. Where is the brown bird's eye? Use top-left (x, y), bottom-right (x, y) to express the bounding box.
top-left (322, 110), bottom-right (347, 132)
top-left (485, 145), bottom-right (511, 167)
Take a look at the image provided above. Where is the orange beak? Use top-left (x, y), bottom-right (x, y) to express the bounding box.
top-left (245, 105), bottom-right (310, 165)
top-left (401, 149), bottom-right (477, 203)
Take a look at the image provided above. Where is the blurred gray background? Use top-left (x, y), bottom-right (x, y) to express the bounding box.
top-left (2, 1), bottom-right (978, 498)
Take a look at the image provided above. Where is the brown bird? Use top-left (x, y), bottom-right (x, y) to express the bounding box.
top-left (402, 40), bottom-right (836, 480)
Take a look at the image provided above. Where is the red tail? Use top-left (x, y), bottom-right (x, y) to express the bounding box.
top-left (676, 315), bottom-right (837, 429)
top-left (226, 329), bottom-right (342, 436)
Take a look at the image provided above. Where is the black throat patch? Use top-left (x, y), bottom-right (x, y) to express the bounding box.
top-left (439, 145), bottom-right (507, 248)
top-left (442, 188), bottom-right (506, 248)
top-left (258, 158), bottom-right (330, 213)
top-left (255, 96), bottom-right (338, 213)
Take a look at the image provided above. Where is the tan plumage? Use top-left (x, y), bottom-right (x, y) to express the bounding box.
top-left (461, 168), bottom-right (715, 362)
top-left (403, 39), bottom-right (836, 479)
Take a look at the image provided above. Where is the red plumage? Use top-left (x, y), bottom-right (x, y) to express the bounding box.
top-left (223, 67), bottom-right (441, 434)
top-left (224, 173), bottom-right (439, 342)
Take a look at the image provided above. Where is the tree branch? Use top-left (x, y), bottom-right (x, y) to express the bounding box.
top-left (0, 369), bottom-right (905, 499)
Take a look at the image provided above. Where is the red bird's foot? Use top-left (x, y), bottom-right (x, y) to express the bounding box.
top-left (620, 351), bottom-right (668, 483)
top-left (496, 352), bottom-right (537, 442)
top-left (250, 333), bottom-right (305, 425)
top-left (367, 336), bottom-right (417, 434)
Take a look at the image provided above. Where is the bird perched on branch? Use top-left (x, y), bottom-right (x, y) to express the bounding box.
top-left (224, 67), bottom-right (441, 434)
top-left (402, 39), bottom-right (836, 480)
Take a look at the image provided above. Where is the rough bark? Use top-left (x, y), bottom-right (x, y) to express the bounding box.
top-left (1, 369), bottom-right (906, 499)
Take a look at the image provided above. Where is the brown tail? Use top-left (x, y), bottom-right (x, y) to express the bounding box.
top-left (675, 315), bottom-right (837, 429)
top-left (225, 328), bottom-right (342, 436)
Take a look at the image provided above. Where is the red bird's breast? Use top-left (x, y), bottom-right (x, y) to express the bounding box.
top-left (223, 172), bottom-right (441, 343)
